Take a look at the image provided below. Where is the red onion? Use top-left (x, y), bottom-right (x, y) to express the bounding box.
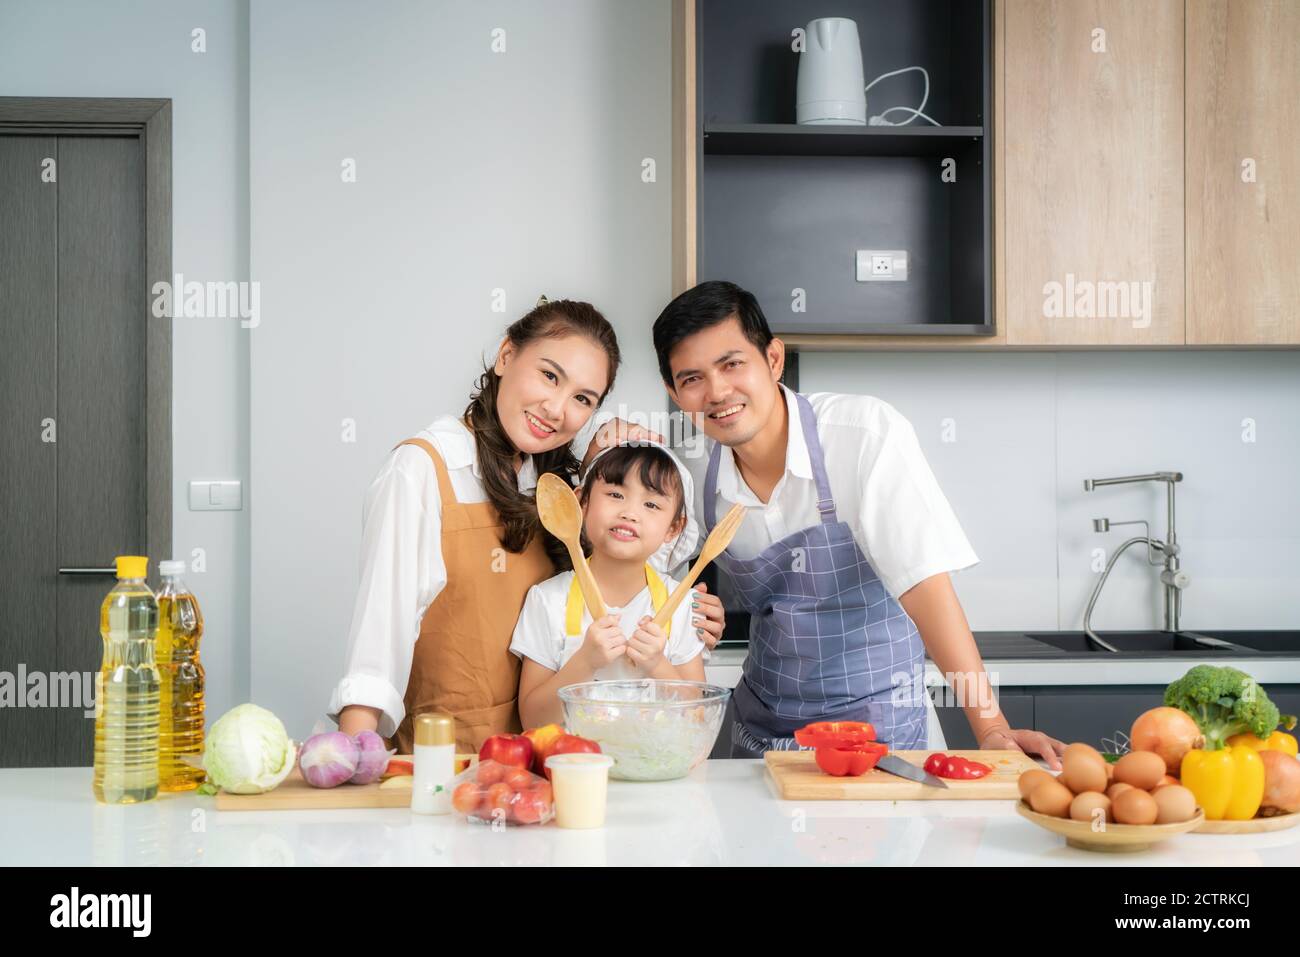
top-left (350, 730), bottom-right (395, 785)
top-left (299, 732), bottom-right (360, 788)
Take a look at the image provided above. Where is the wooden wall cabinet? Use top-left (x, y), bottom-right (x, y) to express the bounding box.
top-left (674, 0), bottom-right (1298, 350)
top-left (1186, 0), bottom-right (1300, 345)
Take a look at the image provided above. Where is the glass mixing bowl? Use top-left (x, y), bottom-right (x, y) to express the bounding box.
top-left (557, 679), bottom-right (732, 781)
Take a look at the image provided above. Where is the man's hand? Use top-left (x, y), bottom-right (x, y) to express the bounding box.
top-left (582, 419), bottom-right (665, 469)
top-left (690, 582), bottom-right (725, 649)
top-left (581, 614), bottom-right (627, 670)
top-left (980, 726), bottom-right (1066, 770)
top-left (627, 616), bottom-right (669, 671)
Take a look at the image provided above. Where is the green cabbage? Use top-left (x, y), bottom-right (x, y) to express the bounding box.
top-left (203, 704), bottom-right (297, 794)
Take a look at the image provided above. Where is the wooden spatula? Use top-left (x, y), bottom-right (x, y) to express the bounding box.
top-left (535, 472), bottom-right (606, 619)
top-left (651, 503), bottom-right (745, 630)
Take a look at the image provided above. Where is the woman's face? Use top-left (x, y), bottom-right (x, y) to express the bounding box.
top-left (494, 333), bottom-right (609, 456)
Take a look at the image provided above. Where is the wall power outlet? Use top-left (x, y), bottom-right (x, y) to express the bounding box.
top-left (856, 249), bottom-right (909, 282)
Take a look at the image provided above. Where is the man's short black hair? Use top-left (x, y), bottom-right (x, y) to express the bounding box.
top-left (652, 280), bottom-right (774, 387)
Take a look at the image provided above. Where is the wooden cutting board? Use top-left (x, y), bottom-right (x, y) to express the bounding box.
top-left (214, 754), bottom-right (474, 811)
top-left (765, 750), bottom-right (1038, 801)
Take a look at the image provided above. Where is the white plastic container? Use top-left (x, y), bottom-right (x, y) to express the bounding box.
top-left (546, 752), bottom-right (615, 829)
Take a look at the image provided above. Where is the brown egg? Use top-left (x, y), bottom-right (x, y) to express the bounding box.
top-left (1114, 751), bottom-right (1166, 791)
top-left (1028, 779), bottom-right (1074, 818)
top-left (1152, 785), bottom-right (1197, 824)
top-left (1106, 781), bottom-right (1134, 801)
top-left (1018, 768), bottom-right (1057, 800)
top-left (1069, 791), bottom-right (1112, 824)
top-left (1112, 787), bottom-right (1159, 825)
top-left (1152, 774), bottom-right (1179, 790)
top-left (1062, 742), bottom-right (1105, 767)
top-left (1061, 750), bottom-right (1109, 794)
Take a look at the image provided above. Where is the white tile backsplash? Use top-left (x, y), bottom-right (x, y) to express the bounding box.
top-left (802, 350), bottom-right (1300, 632)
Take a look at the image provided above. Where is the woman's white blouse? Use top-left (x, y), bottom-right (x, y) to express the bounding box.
top-left (327, 415), bottom-right (600, 738)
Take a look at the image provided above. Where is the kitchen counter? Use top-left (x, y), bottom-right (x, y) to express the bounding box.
top-left (3, 762), bottom-right (1297, 867)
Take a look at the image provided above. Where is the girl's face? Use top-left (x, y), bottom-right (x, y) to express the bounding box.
top-left (494, 333), bottom-right (609, 457)
top-left (582, 471), bottom-right (685, 564)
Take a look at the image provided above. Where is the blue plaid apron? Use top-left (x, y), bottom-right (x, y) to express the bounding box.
top-left (703, 392), bottom-right (928, 756)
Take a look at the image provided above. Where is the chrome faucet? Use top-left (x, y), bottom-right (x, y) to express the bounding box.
top-left (1081, 472), bottom-right (1190, 652)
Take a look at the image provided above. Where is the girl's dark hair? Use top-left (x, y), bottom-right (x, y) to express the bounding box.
top-left (579, 446), bottom-right (687, 559)
top-left (652, 280), bottom-right (773, 387)
top-left (464, 299), bottom-right (620, 569)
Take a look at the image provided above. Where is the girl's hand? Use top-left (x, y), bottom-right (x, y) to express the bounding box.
top-left (581, 614), bottom-right (627, 670)
top-left (583, 419), bottom-right (665, 468)
top-left (980, 726), bottom-right (1066, 771)
top-left (690, 582), bottom-right (725, 650)
top-left (627, 616), bottom-right (669, 671)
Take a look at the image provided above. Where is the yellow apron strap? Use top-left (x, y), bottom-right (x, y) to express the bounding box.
top-left (565, 565), bottom-right (672, 638)
top-left (645, 564), bottom-right (671, 638)
top-left (565, 574), bottom-right (585, 637)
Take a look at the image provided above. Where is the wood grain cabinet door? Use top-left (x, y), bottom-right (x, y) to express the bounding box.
top-left (1187, 0), bottom-right (1300, 345)
top-left (1004, 0), bottom-right (1185, 346)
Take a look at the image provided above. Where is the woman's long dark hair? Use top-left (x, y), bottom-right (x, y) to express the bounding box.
top-left (464, 299), bottom-right (620, 570)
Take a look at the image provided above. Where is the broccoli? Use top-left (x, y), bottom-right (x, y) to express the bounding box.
top-left (1164, 664), bottom-right (1296, 750)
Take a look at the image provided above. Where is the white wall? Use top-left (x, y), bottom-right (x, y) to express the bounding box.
top-left (248, 0), bottom-right (672, 735)
top-left (0, 0), bottom-right (252, 717)
top-left (801, 350), bottom-right (1300, 633)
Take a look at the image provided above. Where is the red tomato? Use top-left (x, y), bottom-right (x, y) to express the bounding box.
top-left (941, 756), bottom-right (964, 779)
top-left (479, 733), bottom-right (533, 771)
top-left (504, 767), bottom-right (534, 792)
top-left (476, 760), bottom-right (506, 785)
top-left (530, 779), bottom-right (553, 805)
top-left (543, 734), bottom-right (602, 780)
top-left (485, 782), bottom-right (514, 817)
top-left (511, 791), bottom-right (548, 824)
top-left (923, 753), bottom-right (945, 776)
top-left (451, 781), bottom-right (483, 815)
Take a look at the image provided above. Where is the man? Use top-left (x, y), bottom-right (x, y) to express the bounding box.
top-left (654, 281), bottom-right (1064, 766)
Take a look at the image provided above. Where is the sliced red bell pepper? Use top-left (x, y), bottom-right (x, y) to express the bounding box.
top-left (923, 752), bottom-right (992, 780)
top-left (794, 721), bottom-right (877, 750)
top-left (813, 742), bottom-right (888, 777)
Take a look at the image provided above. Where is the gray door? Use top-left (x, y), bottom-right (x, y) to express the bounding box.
top-left (1, 133), bottom-right (150, 768)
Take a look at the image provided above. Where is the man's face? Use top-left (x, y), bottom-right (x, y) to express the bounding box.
top-left (665, 316), bottom-right (784, 447)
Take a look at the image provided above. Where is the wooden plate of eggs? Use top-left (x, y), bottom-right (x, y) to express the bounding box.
top-left (1015, 743), bottom-right (1204, 852)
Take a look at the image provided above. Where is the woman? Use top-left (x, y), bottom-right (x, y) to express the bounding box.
top-left (329, 298), bottom-right (724, 753)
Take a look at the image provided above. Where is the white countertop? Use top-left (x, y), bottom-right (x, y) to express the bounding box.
top-left (4, 762), bottom-right (1297, 867)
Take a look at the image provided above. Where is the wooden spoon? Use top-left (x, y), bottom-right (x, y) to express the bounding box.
top-left (535, 472), bottom-right (606, 619)
top-left (651, 503), bottom-right (745, 630)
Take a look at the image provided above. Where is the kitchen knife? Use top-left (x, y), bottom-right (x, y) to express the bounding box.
top-left (876, 754), bottom-right (950, 788)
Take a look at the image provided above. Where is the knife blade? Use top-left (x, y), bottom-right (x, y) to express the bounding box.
top-left (876, 754), bottom-right (949, 788)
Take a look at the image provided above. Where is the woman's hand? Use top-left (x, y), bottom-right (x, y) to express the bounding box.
top-left (581, 614), bottom-right (627, 670)
top-left (583, 418), bottom-right (665, 468)
top-left (627, 616), bottom-right (669, 671)
top-left (979, 725), bottom-right (1066, 770)
top-left (690, 582), bottom-right (725, 650)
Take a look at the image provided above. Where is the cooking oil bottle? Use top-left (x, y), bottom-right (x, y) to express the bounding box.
top-left (93, 555), bottom-right (160, 804)
top-left (156, 559), bottom-right (205, 791)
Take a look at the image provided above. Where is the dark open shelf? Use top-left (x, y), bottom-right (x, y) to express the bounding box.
top-left (694, 0), bottom-right (994, 337)
top-left (704, 123), bottom-right (985, 158)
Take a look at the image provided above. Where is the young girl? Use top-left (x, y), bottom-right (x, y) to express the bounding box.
top-left (512, 442), bottom-right (707, 728)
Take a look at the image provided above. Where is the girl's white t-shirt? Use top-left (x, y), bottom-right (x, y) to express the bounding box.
top-left (510, 570), bottom-right (705, 680)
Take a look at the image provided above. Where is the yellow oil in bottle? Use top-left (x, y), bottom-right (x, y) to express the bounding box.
top-left (93, 556), bottom-right (160, 804)
top-left (156, 560), bottom-right (205, 791)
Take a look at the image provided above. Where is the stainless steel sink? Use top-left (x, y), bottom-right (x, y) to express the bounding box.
top-left (1025, 631), bottom-right (1250, 655)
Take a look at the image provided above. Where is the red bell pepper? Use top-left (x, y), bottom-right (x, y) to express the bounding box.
top-left (813, 741), bottom-right (888, 776)
top-left (923, 752), bottom-right (992, 780)
top-left (793, 721), bottom-right (877, 750)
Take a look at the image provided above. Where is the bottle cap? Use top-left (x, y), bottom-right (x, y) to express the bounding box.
top-left (413, 713), bottom-right (455, 747)
top-left (159, 560), bottom-right (186, 577)
top-left (115, 556), bottom-right (148, 579)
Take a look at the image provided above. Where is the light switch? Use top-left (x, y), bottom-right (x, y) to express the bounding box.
top-left (189, 480), bottom-right (243, 511)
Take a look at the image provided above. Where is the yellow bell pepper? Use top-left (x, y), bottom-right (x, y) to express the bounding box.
top-left (1180, 745), bottom-right (1265, 820)
top-left (1226, 730), bottom-right (1299, 757)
